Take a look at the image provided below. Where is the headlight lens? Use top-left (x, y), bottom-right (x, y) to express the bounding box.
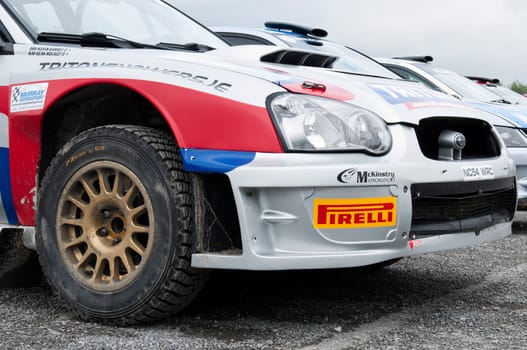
top-left (269, 94), bottom-right (392, 154)
top-left (495, 126), bottom-right (527, 147)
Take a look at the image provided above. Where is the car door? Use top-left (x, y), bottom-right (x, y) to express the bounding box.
top-left (0, 17), bottom-right (17, 225)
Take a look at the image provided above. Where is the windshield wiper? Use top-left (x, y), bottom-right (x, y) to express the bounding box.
top-left (332, 70), bottom-right (393, 80)
top-left (37, 32), bottom-right (215, 52)
top-left (490, 98), bottom-right (512, 104)
top-left (37, 32), bottom-right (170, 50)
top-left (156, 42), bottom-right (215, 52)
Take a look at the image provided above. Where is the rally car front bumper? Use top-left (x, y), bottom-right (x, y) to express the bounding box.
top-left (189, 124), bottom-right (516, 270)
top-left (508, 148), bottom-right (527, 210)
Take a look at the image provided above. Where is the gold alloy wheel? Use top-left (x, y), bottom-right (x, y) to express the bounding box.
top-left (57, 161), bottom-right (154, 292)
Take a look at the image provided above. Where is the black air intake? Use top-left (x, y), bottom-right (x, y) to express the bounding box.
top-left (414, 117), bottom-right (500, 160)
top-left (261, 50), bottom-right (337, 68)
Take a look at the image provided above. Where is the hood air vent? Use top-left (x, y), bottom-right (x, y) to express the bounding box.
top-left (261, 49), bottom-right (337, 68)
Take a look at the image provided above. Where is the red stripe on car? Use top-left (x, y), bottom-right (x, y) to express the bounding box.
top-left (8, 78), bottom-right (283, 225)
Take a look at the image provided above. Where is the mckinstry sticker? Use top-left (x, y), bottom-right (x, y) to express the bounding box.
top-left (369, 83), bottom-right (449, 105)
top-left (337, 168), bottom-right (395, 184)
top-left (462, 165), bottom-right (495, 181)
top-left (314, 197), bottom-right (397, 229)
top-left (10, 83), bottom-right (49, 113)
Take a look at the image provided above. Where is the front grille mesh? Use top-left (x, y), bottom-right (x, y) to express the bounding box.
top-left (411, 178), bottom-right (516, 236)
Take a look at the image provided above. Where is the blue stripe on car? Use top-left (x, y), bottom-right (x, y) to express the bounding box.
top-left (0, 147), bottom-right (18, 224)
top-left (180, 149), bottom-right (256, 173)
top-left (468, 103), bottom-right (527, 128)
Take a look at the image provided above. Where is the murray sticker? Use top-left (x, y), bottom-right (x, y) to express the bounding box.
top-left (462, 165), bottom-right (494, 181)
top-left (314, 197), bottom-right (397, 229)
top-left (10, 83), bottom-right (49, 113)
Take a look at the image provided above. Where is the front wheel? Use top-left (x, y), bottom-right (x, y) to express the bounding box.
top-left (36, 125), bottom-right (207, 324)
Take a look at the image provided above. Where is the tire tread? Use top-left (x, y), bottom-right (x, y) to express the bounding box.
top-left (37, 125), bottom-right (208, 325)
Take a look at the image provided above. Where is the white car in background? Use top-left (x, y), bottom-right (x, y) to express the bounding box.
top-left (376, 56), bottom-right (527, 209)
top-left (466, 76), bottom-right (527, 106)
top-left (214, 22), bottom-right (401, 80)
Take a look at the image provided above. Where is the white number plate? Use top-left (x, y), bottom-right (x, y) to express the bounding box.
top-left (462, 165), bottom-right (495, 181)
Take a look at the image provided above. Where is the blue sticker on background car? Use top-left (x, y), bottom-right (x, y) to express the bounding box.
top-left (469, 102), bottom-right (527, 127)
top-left (369, 83), bottom-right (449, 104)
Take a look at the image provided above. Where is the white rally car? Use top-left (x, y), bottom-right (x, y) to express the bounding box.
top-left (0, 1), bottom-right (517, 323)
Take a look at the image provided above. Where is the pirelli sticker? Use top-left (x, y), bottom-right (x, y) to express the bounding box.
top-left (314, 197), bottom-right (397, 229)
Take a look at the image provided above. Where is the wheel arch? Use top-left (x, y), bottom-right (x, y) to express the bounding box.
top-left (38, 80), bottom-right (182, 183)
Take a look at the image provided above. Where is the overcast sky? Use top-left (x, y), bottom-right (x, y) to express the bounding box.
top-left (172, 0), bottom-right (527, 86)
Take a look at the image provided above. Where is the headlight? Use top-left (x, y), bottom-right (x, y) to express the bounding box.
top-left (495, 126), bottom-right (527, 147)
top-left (268, 93), bottom-right (392, 154)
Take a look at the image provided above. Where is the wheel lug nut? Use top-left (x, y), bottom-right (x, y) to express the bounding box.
top-left (96, 227), bottom-right (109, 237)
top-left (112, 237), bottom-right (122, 246)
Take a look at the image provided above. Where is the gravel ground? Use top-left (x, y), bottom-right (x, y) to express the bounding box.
top-left (1, 218), bottom-right (526, 350)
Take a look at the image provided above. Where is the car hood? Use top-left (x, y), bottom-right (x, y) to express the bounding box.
top-left (195, 46), bottom-right (510, 126)
top-left (467, 101), bottom-right (527, 128)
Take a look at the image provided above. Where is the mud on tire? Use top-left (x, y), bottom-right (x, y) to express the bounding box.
top-left (36, 125), bottom-right (208, 324)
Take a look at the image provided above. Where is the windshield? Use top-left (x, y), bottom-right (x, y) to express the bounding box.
top-left (4, 0), bottom-right (228, 49)
top-left (417, 65), bottom-right (502, 102)
top-left (273, 34), bottom-right (398, 79)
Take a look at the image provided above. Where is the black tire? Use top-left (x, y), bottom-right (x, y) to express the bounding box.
top-left (36, 125), bottom-right (208, 324)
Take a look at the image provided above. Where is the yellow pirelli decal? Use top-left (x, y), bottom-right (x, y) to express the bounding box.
top-left (314, 197), bottom-right (397, 229)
